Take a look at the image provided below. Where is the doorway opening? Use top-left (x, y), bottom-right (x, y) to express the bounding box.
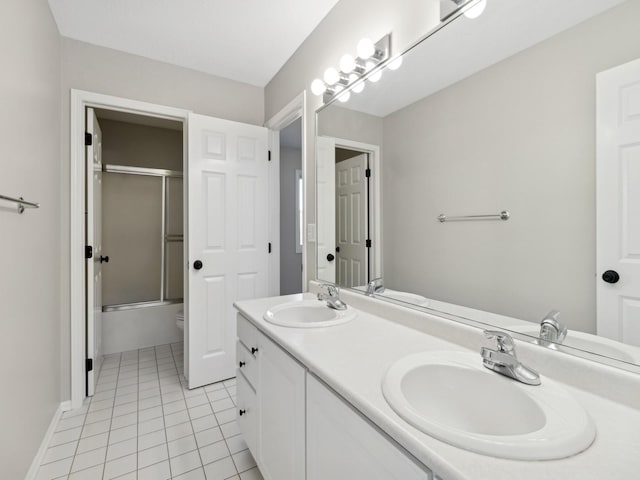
top-left (85, 108), bottom-right (185, 396)
top-left (278, 118), bottom-right (304, 295)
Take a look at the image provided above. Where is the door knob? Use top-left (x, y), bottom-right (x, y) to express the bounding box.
top-left (327, 253), bottom-right (335, 262)
top-left (602, 270), bottom-right (620, 284)
top-left (99, 255), bottom-right (109, 263)
top-left (193, 260), bottom-right (203, 270)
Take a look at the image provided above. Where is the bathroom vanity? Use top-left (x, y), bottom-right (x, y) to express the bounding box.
top-left (234, 288), bottom-right (640, 480)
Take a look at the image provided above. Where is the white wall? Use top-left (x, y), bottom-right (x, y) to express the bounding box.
top-left (265, 0), bottom-right (441, 286)
top-left (280, 147), bottom-right (303, 294)
top-left (59, 38), bottom-right (266, 400)
top-left (382, 0), bottom-right (640, 334)
top-left (0, 1), bottom-right (61, 477)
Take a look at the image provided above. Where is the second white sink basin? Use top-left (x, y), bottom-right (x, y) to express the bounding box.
top-left (382, 351), bottom-right (596, 460)
top-left (264, 299), bottom-right (356, 328)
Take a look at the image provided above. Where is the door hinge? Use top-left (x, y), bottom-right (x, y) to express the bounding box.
top-left (268, 150), bottom-right (271, 161)
top-left (366, 239), bottom-right (372, 248)
top-left (85, 245), bottom-right (93, 259)
top-left (268, 242), bottom-right (272, 254)
top-left (86, 358), bottom-right (93, 372)
top-left (85, 132), bottom-right (93, 146)
top-left (365, 168), bottom-right (371, 178)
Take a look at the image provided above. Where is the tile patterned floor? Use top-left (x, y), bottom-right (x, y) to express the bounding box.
top-left (36, 343), bottom-right (263, 480)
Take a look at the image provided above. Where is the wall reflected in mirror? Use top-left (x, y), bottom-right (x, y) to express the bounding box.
top-left (316, 0), bottom-right (640, 366)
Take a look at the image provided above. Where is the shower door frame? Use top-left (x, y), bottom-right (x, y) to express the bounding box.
top-left (69, 89), bottom-right (190, 410)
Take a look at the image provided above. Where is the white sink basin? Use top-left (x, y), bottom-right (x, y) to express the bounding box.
top-left (514, 326), bottom-right (640, 364)
top-left (382, 351), bottom-right (595, 460)
top-left (264, 299), bottom-right (356, 328)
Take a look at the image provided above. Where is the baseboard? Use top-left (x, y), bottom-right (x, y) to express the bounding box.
top-left (24, 400), bottom-right (71, 480)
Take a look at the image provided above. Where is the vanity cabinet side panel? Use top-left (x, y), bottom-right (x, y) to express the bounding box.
top-left (306, 374), bottom-right (432, 480)
top-left (257, 332), bottom-right (306, 480)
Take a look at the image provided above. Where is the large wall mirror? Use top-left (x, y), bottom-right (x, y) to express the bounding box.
top-left (315, 0), bottom-right (640, 368)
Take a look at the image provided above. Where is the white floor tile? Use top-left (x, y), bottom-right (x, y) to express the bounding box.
top-left (168, 434), bottom-right (197, 458)
top-left (203, 456), bottom-right (237, 480)
top-left (110, 412), bottom-right (137, 430)
top-left (42, 441), bottom-right (78, 465)
top-left (207, 389), bottom-right (230, 402)
top-left (199, 439), bottom-right (230, 465)
top-left (137, 429), bottom-right (167, 451)
top-left (137, 459), bottom-right (171, 480)
top-left (214, 408), bottom-right (236, 425)
top-left (106, 437), bottom-right (137, 462)
top-left (170, 450), bottom-right (202, 476)
top-left (56, 414), bottom-right (85, 432)
top-left (68, 463), bottom-right (104, 480)
top-left (164, 409), bottom-right (190, 427)
top-left (36, 456), bottom-right (73, 480)
top-left (174, 466), bottom-right (207, 480)
top-left (103, 452), bottom-right (137, 479)
top-left (80, 419), bottom-right (110, 438)
top-left (112, 401), bottom-right (137, 418)
top-left (191, 414), bottom-right (218, 433)
top-left (76, 432), bottom-right (108, 454)
top-left (70, 446), bottom-right (106, 472)
top-left (220, 421), bottom-right (240, 439)
top-left (194, 426), bottom-right (223, 448)
top-left (211, 398), bottom-right (234, 412)
top-left (138, 416), bottom-right (164, 435)
top-left (138, 443), bottom-right (168, 469)
top-left (225, 434), bottom-right (248, 455)
top-left (108, 424), bottom-right (137, 445)
top-left (114, 392), bottom-right (137, 405)
top-left (138, 405), bottom-right (163, 422)
top-left (189, 403), bottom-right (213, 419)
top-left (85, 407), bottom-right (112, 425)
top-left (239, 467), bottom-right (263, 480)
top-left (138, 395), bottom-right (162, 409)
top-left (185, 393), bottom-right (208, 409)
top-left (232, 450), bottom-right (256, 473)
top-left (165, 421), bottom-right (194, 441)
top-left (50, 427), bottom-right (82, 447)
top-left (163, 399), bottom-right (187, 415)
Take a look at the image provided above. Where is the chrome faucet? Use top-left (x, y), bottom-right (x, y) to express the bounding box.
top-left (317, 283), bottom-right (348, 311)
top-left (365, 277), bottom-right (385, 296)
top-left (538, 310), bottom-right (567, 347)
top-left (481, 330), bottom-right (541, 386)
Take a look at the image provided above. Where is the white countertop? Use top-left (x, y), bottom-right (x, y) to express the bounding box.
top-left (234, 292), bottom-right (640, 480)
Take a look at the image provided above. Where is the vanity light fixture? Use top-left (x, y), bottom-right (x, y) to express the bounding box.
top-left (440, 0), bottom-right (487, 22)
top-left (311, 33), bottom-right (393, 104)
top-left (463, 0), bottom-right (487, 19)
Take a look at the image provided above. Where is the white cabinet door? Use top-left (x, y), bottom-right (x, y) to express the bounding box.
top-left (236, 371), bottom-right (258, 457)
top-left (307, 375), bottom-right (431, 480)
top-left (258, 333), bottom-right (306, 480)
top-left (187, 113), bottom-right (269, 388)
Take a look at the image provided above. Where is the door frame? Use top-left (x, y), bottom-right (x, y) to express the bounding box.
top-left (69, 89), bottom-right (190, 409)
top-left (322, 136), bottom-right (382, 282)
top-left (265, 92), bottom-right (308, 294)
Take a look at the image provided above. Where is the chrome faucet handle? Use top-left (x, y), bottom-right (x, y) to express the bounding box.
top-left (484, 330), bottom-right (515, 354)
top-left (318, 283), bottom-right (339, 298)
top-left (539, 310), bottom-right (567, 344)
top-left (366, 277), bottom-right (384, 296)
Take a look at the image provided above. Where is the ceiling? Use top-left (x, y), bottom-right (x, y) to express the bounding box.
top-left (48, 0), bottom-right (340, 87)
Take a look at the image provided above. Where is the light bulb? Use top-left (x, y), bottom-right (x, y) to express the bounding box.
top-left (339, 54), bottom-right (356, 73)
top-left (366, 62), bottom-right (382, 82)
top-left (311, 79), bottom-right (326, 96)
top-left (357, 38), bottom-right (375, 60)
top-left (388, 56), bottom-right (403, 71)
top-left (464, 0), bottom-right (486, 19)
top-left (323, 67), bottom-right (340, 85)
top-left (349, 74), bottom-right (365, 93)
top-left (338, 91), bottom-right (351, 103)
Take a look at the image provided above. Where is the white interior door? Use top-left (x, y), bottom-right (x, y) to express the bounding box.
top-left (316, 136), bottom-right (336, 283)
top-left (86, 108), bottom-right (103, 396)
top-left (187, 113), bottom-right (269, 388)
top-left (596, 57), bottom-right (640, 347)
top-left (336, 153), bottom-right (368, 288)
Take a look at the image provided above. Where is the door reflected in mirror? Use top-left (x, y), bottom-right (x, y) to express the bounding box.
top-left (315, 0), bottom-right (640, 367)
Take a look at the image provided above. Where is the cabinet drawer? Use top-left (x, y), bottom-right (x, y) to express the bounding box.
top-left (236, 340), bottom-right (257, 389)
top-left (236, 371), bottom-right (258, 458)
top-left (237, 314), bottom-right (259, 355)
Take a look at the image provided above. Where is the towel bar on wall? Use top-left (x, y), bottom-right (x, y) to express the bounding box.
top-left (0, 194), bottom-right (40, 214)
top-left (438, 210), bottom-right (510, 223)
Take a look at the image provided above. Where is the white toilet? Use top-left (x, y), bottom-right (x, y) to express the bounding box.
top-left (176, 308), bottom-right (184, 332)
